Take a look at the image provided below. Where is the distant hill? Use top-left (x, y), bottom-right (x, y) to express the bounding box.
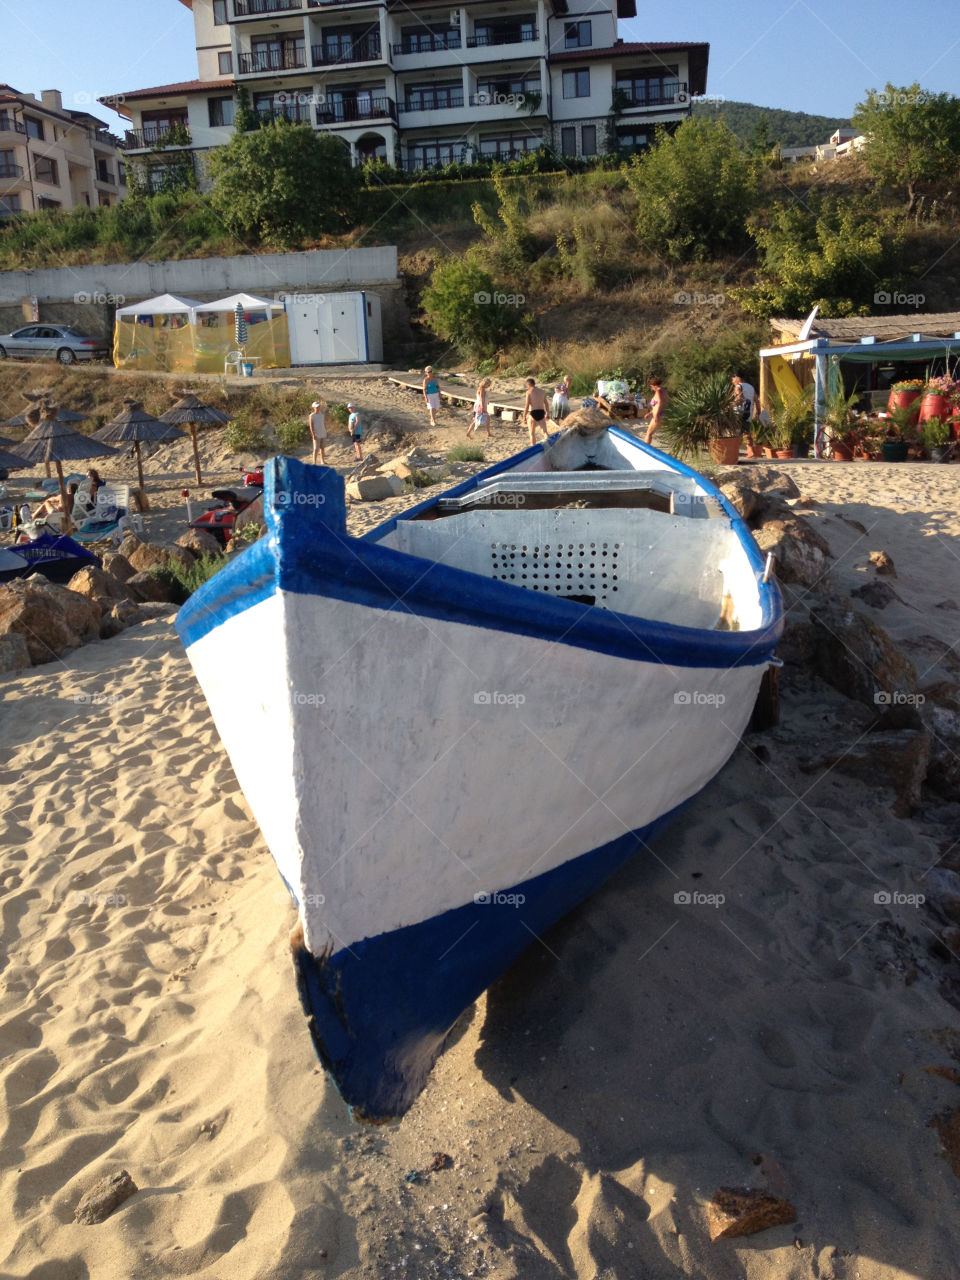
top-left (691, 99), bottom-right (852, 148)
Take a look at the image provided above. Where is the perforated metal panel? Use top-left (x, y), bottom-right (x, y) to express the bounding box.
top-left (489, 538), bottom-right (621, 606)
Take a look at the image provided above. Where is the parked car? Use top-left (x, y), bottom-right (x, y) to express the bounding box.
top-left (0, 324), bottom-right (109, 364)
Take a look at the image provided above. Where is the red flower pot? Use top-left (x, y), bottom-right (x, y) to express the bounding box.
top-left (831, 438), bottom-right (855, 461)
top-left (887, 389), bottom-right (922, 415)
top-left (709, 436), bottom-right (742, 465)
top-left (919, 393), bottom-right (953, 423)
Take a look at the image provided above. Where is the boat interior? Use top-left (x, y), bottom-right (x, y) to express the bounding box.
top-left (374, 470), bottom-right (763, 633)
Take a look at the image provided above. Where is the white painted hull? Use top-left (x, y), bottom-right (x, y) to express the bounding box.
top-left (177, 433), bottom-right (782, 1117)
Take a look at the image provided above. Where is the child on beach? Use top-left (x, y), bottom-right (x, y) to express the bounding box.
top-left (423, 367), bottom-right (441, 427)
top-left (347, 403), bottom-right (363, 460)
top-left (552, 374), bottom-right (571, 421)
top-left (467, 377), bottom-right (492, 438)
top-left (308, 399), bottom-right (327, 465)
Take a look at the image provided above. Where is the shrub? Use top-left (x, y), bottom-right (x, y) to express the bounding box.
top-left (446, 444), bottom-right (485, 462)
top-left (149, 552), bottom-right (228, 603)
top-left (275, 417), bottom-right (309, 452)
top-left (422, 253), bottom-right (526, 357)
top-left (404, 467), bottom-right (443, 489)
top-left (225, 419), bottom-right (269, 453)
top-left (327, 402), bottom-right (350, 428)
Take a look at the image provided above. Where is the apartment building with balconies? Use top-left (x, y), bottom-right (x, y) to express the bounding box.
top-left (0, 86), bottom-right (127, 216)
top-left (101, 0), bottom-right (707, 181)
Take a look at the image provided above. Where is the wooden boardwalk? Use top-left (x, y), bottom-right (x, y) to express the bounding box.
top-left (386, 374), bottom-right (527, 417)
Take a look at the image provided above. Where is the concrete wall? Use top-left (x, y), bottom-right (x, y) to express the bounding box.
top-left (0, 246), bottom-right (413, 357)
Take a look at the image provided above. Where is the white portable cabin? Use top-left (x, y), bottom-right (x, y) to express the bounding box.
top-left (282, 291), bottom-right (383, 366)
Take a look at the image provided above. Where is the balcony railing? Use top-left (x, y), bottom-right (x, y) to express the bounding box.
top-left (316, 96), bottom-right (396, 124)
top-left (122, 125), bottom-right (192, 150)
top-left (96, 171), bottom-right (116, 186)
top-left (391, 33), bottom-right (461, 55)
top-left (616, 83), bottom-right (689, 108)
top-left (255, 107), bottom-right (313, 124)
top-left (0, 117), bottom-right (26, 135)
top-left (401, 91), bottom-right (464, 113)
top-left (466, 28), bottom-right (538, 48)
top-left (312, 35), bottom-right (382, 65)
top-left (238, 46), bottom-right (307, 73)
top-left (234, 0), bottom-right (302, 15)
top-left (402, 154), bottom-right (467, 172)
top-left (0, 163), bottom-right (25, 181)
top-left (469, 91), bottom-right (539, 107)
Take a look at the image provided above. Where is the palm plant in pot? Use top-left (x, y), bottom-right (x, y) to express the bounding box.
top-left (822, 387), bottom-right (863, 460)
top-left (923, 416), bottom-right (956, 463)
top-left (659, 372), bottom-right (742, 464)
top-left (765, 386), bottom-right (814, 458)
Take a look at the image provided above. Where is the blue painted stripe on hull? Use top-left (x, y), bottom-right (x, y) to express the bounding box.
top-left (178, 458), bottom-right (783, 669)
top-left (293, 796), bottom-right (690, 1120)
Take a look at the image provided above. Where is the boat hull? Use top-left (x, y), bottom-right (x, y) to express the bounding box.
top-left (177, 451), bottom-right (781, 1119)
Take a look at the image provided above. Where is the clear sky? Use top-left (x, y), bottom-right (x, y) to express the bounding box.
top-left (3, 0), bottom-right (958, 131)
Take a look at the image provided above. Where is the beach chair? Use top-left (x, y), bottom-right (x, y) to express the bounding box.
top-left (224, 349), bottom-right (244, 376)
top-left (74, 484), bottom-right (131, 544)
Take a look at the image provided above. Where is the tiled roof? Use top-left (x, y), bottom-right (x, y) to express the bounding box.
top-left (773, 312), bottom-right (960, 342)
top-left (99, 79), bottom-right (231, 106)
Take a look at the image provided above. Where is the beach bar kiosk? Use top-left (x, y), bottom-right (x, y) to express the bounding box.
top-left (282, 291), bottom-right (383, 366)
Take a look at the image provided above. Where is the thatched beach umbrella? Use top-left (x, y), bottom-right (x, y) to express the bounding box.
top-left (2, 408), bottom-right (89, 428)
top-left (94, 399), bottom-right (185, 493)
top-left (159, 392), bottom-right (231, 485)
top-left (11, 405), bottom-right (116, 535)
top-left (0, 445), bottom-right (29, 471)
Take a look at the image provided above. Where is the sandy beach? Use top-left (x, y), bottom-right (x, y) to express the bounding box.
top-left (2, 385), bottom-right (960, 1279)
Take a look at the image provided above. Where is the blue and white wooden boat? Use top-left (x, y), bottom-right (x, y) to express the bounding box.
top-left (176, 423), bottom-right (782, 1120)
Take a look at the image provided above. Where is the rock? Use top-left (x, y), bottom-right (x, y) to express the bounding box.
top-left (800, 729), bottom-right (931, 817)
top-left (808, 602), bottom-right (919, 718)
top-left (66, 565), bottom-right (135, 615)
top-left (136, 602), bottom-right (180, 620)
top-left (851, 579), bottom-right (901, 610)
top-left (233, 494), bottom-right (263, 536)
top-left (99, 603), bottom-right (144, 639)
top-left (924, 868), bottom-right (960, 927)
top-left (74, 1169), bottom-right (138, 1225)
top-left (869, 550), bottom-right (896, 577)
top-left (0, 632), bottom-right (31, 671)
top-left (378, 459), bottom-right (414, 481)
top-left (101, 552), bottom-right (135, 582)
top-left (751, 467), bottom-right (801, 501)
top-left (717, 474), bottom-right (760, 520)
top-left (26, 576), bottom-right (102, 642)
top-left (117, 533), bottom-right (144, 564)
top-left (126, 540), bottom-right (193, 574)
top-left (0, 580), bottom-right (82, 665)
top-left (921, 701), bottom-right (960, 797)
top-left (126, 572), bottom-right (180, 604)
top-left (346, 475), bottom-right (404, 502)
top-left (501, 410), bottom-right (521, 423)
top-left (176, 527), bottom-right (222, 558)
top-left (754, 516), bottom-right (832, 588)
top-left (706, 1187), bottom-right (796, 1242)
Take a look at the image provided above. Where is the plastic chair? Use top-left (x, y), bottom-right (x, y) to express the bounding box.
top-left (74, 485), bottom-right (130, 544)
top-left (224, 349), bottom-right (244, 376)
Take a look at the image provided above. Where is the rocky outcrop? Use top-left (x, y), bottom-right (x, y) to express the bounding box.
top-left (176, 527), bottom-right (222, 558)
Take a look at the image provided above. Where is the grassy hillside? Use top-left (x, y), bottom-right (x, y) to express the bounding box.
top-left (691, 99), bottom-right (852, 147)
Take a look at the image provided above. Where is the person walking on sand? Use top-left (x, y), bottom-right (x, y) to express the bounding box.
top-left (524, 378), bottom-right (551, 446)
top-left (731, 374), bottom-right (756, 447)
top-left (551, 373), bottom-right (571, 422)
top-left (308, 399), bottom-right (327, 465)
top-left (423, 366), bottom-right (441, 427)
top-left (467, 377), bottom-right (492, 438)
top-left (347, 403), bottom-right (363, 461)
top-left (643, 377), bottom-right (667, 446)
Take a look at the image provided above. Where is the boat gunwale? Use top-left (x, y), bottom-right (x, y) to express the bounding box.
top-left (177, 441), bottom-right (784, 669)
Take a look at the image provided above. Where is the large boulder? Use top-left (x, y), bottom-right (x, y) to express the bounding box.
top-left (176, 527), bottom-right (222, 558)
top-left (119, 535), bottom-right (192, 574)
top-left (808, 601), bottom-right (920, 721)
top-left (0, 577), bottom-right (97, 665)
top-left (0, 633), bottom-right (31, 672)
top-left (754, 515), bottom-right (832, 588)
top-left (346, 474), bottom-right (404, 502)
top-left (66, 565), bottom-right (135, 616)
top-left (101, 551), bottom-right (135, 582)
top-left (233, 494), bottom-right (264, 537)
top-left (126, 572), bottom-right (181, 604)
top-left (99, 602), bottom-right (144, 640)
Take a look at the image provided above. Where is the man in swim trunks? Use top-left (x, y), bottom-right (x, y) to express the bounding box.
top-left (524, 378), bottom-right (551, 446)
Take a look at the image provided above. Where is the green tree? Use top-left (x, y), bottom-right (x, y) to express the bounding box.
top-left (733, 194), bottom-right (904, 318)
top-left (207, 121), bottom-right (357, 247)
top-left (750, 114), bottom-right (772, 155)
top-left (626, 118), bottom-right (759, 262)
top-left (853, 83), bottom-right (960, 212)
top-left (421, 253), bottom-right (526, 356)
top-left (233, 85), bottom-right (258, 133)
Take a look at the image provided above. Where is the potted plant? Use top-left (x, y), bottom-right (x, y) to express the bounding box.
top-left (880, 404), bottom-right (918, 461)
top-left (919, 375), bottom-right (958, 424)
top-left (923, 416), bottom-right (956, 463)
top-left (822, 387), bottom-right (863, 461)
top-left (886, 378), bottom-right (924, 416)
top-left (660, 372), bottom-right (742, 463)
top-left (765, 386), bottom-right (814, 458)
